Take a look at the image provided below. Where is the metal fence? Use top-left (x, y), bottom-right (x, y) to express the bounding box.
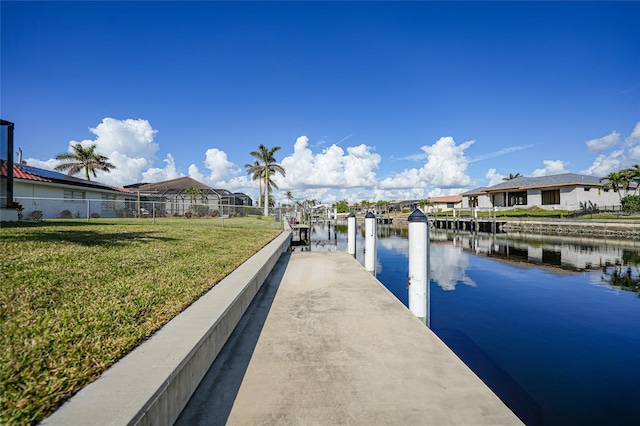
top-left (5, 196), bottom-right (286, 228)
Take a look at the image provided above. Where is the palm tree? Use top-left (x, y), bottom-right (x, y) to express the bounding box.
top-left (285, 191), bottom-right (293, 208)
top-left (600, 171), bottom-right (630, 200)
top-left (245, 160), bottom-right (263, 208)
top-left (249, 144), bottom-right (286, 216)
top-left (626, 164), bottom-right (640, 195)
top-left (502, 173), bottom-right (522, 181)
top-left (54, 143), bottom-right (115, 181)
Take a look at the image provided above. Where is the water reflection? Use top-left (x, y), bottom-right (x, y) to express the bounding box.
top-left (602, 261), bottom-right (640, 297)
top-left (430, 242), bottom-right (475, 291)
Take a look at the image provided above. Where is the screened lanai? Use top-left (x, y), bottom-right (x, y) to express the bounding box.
top-left (129, 177), bottom-right (225, 217)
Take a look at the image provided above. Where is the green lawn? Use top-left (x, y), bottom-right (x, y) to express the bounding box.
top-left (0, 218), bottom-right (281, 425)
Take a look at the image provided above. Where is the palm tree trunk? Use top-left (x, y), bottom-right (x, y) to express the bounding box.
top-left (263, 169), bottom-right (269, 217)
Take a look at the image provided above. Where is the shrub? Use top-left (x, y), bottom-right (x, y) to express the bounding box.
top-left (13, 202), bottom-right (23, 219)
top-left (190, 204), bottom-right (209, 217)
top-left (26, 210), bottom-right (43, 220)
top-left (60, 210), bottom-right (73, 218)
top-left (90, 213), bottom-right (101, 218)
top-left (622, 195), bottom-right (640, 213)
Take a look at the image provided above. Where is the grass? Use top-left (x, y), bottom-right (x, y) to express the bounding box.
top-left (0, 218), bottom-right (281, 425)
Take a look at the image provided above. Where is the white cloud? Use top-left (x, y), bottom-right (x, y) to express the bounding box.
top-left (581, 150), bottom-right (624, 176)
top-left (188, 148), bottom-right (242, 187)
top-left (421, 137), bottom-right (474, 187)
top-left (187, 164), bottom-right (205, 183)
top-left (380, 136), bottom-right (474, 190)
top-left (485, 168), bottom-right (504, 186)
top-left (531, 160), bottom-right (569, 177)
top-left (581, 123), bottom-right (640, 175)
top-left (141, 154), bottom-right (183, 182)
top-left (625, 122), bottom-right (640, 146)
top-left (625, 121), bottom-right (640, 160)
top-left (23, 157), bottom-right (60, 171)
top-left (585, 131), bottom-right (620, 153)
top-left (469, 144), bottom-right (533, 163)
top-left (379, 168), bottom-right (422, 189)
top-left (276, 136), bottom-right (381, 190)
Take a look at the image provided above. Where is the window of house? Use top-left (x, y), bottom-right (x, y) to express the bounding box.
top-left (508, 191), bottom-right (527, 206)
top-left (468, 196), bottom-right (478, 208)
top-left (101, 194), bottom-right (116, 215)
top-left (584, 187), bottom-right (590, 192)
top-left (541, 189), bottom-right (560, 205)
top-left (64, 190), bottom-right (85, 199)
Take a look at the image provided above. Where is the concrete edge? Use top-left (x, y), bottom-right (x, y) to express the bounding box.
top-left (42, 230), bottom-right (292, 426)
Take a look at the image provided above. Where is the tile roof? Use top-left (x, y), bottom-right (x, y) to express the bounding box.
top-left (1, 159), bottom-right (134, 194)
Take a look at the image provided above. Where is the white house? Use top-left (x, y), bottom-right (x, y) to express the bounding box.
top-left (425, 195), bottom-right (463, 213)
top-left (461, 173), bottom-right (632, 212)
top-left (1, 159), bottom-right (136, 220)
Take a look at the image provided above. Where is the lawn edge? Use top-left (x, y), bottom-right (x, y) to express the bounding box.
top-left (41, 230), bottom-right (292, 426)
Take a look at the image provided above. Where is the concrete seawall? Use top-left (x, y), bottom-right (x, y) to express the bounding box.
top-left (502, 218), bottom-right (640, 238)
top-left (42, 230), bottom-right (292, 426)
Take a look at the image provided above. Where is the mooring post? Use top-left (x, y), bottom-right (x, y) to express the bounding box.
top-left (347, 212), bottom-right (356, 256)
top-left (473, 207), bottom-right (478, 233)
top-left (408, 208), bottom-right (430, 326)
top-left (364, 211), bottom-right (376, 274)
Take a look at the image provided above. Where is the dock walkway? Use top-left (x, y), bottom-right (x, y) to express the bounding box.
top-left (177, 251), bottom-right (522, 425)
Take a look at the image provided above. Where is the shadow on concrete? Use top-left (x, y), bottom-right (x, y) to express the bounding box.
top-left (175, 251), bottom-right (291, 426)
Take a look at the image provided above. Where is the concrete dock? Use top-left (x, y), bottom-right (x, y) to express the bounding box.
top-left (177, 251), bottom-right (522, 425)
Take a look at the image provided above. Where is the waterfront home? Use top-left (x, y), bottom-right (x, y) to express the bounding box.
top-left (461, 173), bottom-right (632, 211)
top-left (425, 195), bottom-right (462, 213)
top-left (125, 177), bottom-right (252, 217)
top-left (1, 159), bottom-right (135, 220)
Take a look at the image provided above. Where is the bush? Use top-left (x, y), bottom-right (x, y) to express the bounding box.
top-left (90, 213), bottom-right (101, 218)
top-left (190, 204), bottom-right (209, 217)
top-left (26, 210), bottom-right (43, 220)
top-left (622, 195), bottom-right (640, 213)
top-left (60, 210), bottom-right (73, 219)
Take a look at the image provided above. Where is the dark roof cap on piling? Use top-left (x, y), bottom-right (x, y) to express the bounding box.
top-left (408, 208), bottom-right (427, 222)
top-left (365, 211), bottom-right (376, 218)
top-left (348, 212), bottom-right (355, 217)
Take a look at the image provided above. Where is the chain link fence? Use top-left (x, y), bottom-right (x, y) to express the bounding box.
top-left (6, 196), bottom-right (285, 229)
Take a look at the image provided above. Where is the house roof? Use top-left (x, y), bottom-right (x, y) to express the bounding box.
top-left (428, 195), bottom-right (462, 203)
top-left (1, 159), bottom-right (134, 194)
top-left (461, 173), bottom-right (612, 196)
top-left (133, 176), bottom-right (213, 192)
top-left (460, 187), bottom-right (488, 196)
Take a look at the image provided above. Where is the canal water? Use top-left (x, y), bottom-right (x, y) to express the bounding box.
top-left (300, 219), bottom-right (640, 426)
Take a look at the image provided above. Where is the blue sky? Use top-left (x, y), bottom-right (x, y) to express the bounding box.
top-left (2, 1), bottom-right (639, 204)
